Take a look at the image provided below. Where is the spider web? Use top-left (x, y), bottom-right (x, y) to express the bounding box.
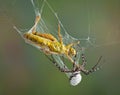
top-left (12, 0), bottom-right (120, 78)
top-left (31, 0), bottom-right (109, 77)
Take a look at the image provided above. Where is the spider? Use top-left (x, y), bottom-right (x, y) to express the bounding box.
top-left (15, 14), bottom-right (79, 66)
top-left (46, 53), bottom-right (102, 86)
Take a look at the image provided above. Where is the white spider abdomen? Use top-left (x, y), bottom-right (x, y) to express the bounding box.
top-left (70, 72), bottom-right (82, 86)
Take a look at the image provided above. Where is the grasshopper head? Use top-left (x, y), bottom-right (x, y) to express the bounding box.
top-left (67, 41), bottom-right (80, 57)
top-left (68, 47), bottom-right (76, 57)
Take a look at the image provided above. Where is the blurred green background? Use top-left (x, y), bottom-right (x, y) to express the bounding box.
top-left (0, 0), bottom-right (120, 95)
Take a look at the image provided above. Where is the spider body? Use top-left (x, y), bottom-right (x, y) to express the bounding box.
top-left (47, 54), bottom-right (102, 86)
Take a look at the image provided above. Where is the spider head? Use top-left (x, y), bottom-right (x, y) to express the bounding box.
top-left (69, 71), bottom-right (82, 86)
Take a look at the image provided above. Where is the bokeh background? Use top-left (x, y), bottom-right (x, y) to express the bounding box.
top-left (0, 0), bottom-right (120, 95)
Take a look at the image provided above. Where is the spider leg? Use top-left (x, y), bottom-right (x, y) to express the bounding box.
top-left (81, 53), bottom-right (87, 67)
top-left (80, 56), bottom-right (102, 75)
top-left (45, 54), bottom-right (74, 73)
